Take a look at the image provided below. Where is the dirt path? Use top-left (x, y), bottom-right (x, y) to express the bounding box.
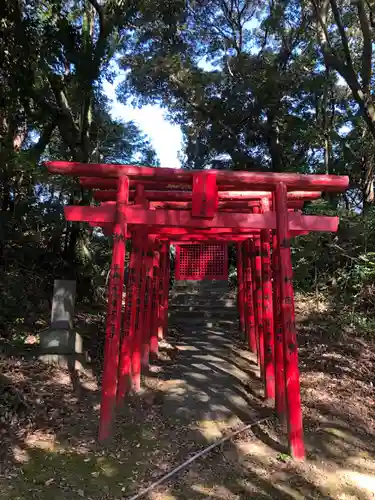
top-left (1, 295), bottom-right (375, 499)
top-left (156, 326), bottom-right (265, 427)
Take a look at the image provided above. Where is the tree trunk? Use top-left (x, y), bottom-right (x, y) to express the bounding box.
top-left (267, 111), bottom-right (282, 171)
top-left (363, 155), bottom-right (374, 213)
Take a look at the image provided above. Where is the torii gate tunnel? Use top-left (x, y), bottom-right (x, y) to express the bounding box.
top-left (46, 161), bottom-right (349, 460)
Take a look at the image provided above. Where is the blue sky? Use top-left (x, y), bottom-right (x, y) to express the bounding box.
top-left (103, 78), bottom-right (183, 168)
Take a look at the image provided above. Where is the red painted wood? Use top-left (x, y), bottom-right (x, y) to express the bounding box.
top-left (82, 177), bottom-right (323, 201)
top-left (163, 246), bottom-right (171, 336)
top-left (145, 201), bottom-right (304, 210)
top-left (137, 227), bottom-right (310, 236)
top-left (81, 177), bottom-right (193, 190)
top-left (142, 238), bottom-right (156, 366)
top-left (170, 236), bottom-right (252, 243)
top-left (272, 230), bottom-right (286, 419)
top-left (134, 184), bottom-right (145, 204)
top-left (242, 241), bottom-right (249, 344)
top-left (46, 161), bottom-right (349, 191)
top-left (92, 189), bottom-right (308, 209)
top-left (243, 240), bottom-right (257, 353)
top-left (218, 191), bottom-right (322, 201)
top-left (192, 171), bottom-right (218, 218)
top-left (132, 236), bottom-right (148, 393)
top-left (64, 205), bottom-right (340, 232)
top-left (150, 248), bottom-right (161, 357)
top-left (261, 198), bottom-right (275, 401)
top-left (99, 176), bottom-right (129, 442)
top-left (175, 245), bottom-right (181, 281)
top-left (117, 233), bottom-right (141, 398)
top-left (251, 216), bottom-right (264, 375)
top-left (275, 183), bottom-right (304, 460)
top-left (175, 243), bottom-right (228, 280)
top-left (158, 243), bottom-right (170, 339)
top-left (236, 243), bottom-right (245, 334)
top-left (130, 235), bottom-right (144, 392)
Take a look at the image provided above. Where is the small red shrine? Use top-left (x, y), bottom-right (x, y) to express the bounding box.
top-left (46, 161), bottom-right (349, 460)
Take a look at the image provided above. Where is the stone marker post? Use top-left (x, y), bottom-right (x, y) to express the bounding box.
top-left (39, 280), bottom-right (83, 366)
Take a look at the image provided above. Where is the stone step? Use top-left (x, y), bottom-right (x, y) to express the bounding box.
top-left (169, 308), bottom-right (237, 318)
top-left (172, 282), bottom-right (229, 292)
top-left (169, 296), bottom-right (236, 307)
top-left (169, 302), bottom-right (237, 311)
top-left (172, 288), bottom-right (230, 295)
top-left (169, 317), bottom-right (239, 328)
top-left (173, 279), bottom-right (228, 286)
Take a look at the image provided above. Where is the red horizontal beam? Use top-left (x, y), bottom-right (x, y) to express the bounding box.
top-left (81, 177), bottom-right (192, 191)
top-left (81, 177), bottom-right (253, 192)
top-left (93, 191), bottom-right (306, 208)
top-left (83, 178), bottom-right (323, 201)
top-left (89, 223), bottom-right (309, 240)
top-left (149, 201), bottom-right (303, 210)
top-left (92, 189), bottom-right (321, 203)
top-left (132, 227), bottom-right (263, 235)
top-left (65, 205), bottom-right (339, 232)
top-left (217, 191), bottom-right (321, 201)
top-left (46, 161), bottom-right (349, 191)
top-left (169, 235), bottom-right (250, 242)
top-left (129, 226), bottom-right (308, 236)
top-left (168, 233), bottom-right (309, 242)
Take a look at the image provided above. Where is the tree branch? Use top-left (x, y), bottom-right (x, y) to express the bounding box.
top-left (357, 0), bottom-right (372, 91)
top-left (47, 74), bottom-right (79, 137)
top-left (329, 0), bottom-right (355, 74)
top-left (366, 0), bottom-right (375, 28)
top-left (28, 122), bottom-right (56, 162)
top-left (311, 0), bottom-right (335, 55)
top-left (87, 0), bottom-right (105, 34)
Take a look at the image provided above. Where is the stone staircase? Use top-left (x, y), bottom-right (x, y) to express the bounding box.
top-left (168, 280), bottom-right (239, 330)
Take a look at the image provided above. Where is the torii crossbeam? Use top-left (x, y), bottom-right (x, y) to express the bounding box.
top-left (46, 160), bottom-right (349, 460)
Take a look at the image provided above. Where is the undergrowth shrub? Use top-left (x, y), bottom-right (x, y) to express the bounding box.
top-left (293, 201), bottom-right (375, 333)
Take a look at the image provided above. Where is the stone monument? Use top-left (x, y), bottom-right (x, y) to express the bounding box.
top-left (39, 280), bottom-right (83, 367)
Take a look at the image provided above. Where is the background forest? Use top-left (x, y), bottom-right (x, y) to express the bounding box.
top-left (2, 0), bottom-right (375, 338)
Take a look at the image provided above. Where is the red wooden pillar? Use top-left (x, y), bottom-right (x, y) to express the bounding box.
top-left (142, 237), bottom-right (156, 367)
top-left (275, 183), bottom-right (304, 460)
top-left (236, 243), bottom-right (245, 334)
top-left (272, 229), bottom-right (286, 419)
top-left (150, 247), bottom-right (161, 357)
top-left (243, 240), bottom-right (256, 353)
top-left (117, 185), bottom-right (149, 395)
top-left (132, 236), bottom-right (148, 389)
top-left (99, 175), bottom-right (129, 442)
top-left (117, 233), bottom-right (141, 401)
top-left (251, 212), bottom-right (264, 374)
top-left (129, 233), bottom-right (145, 392)
top-left (163, 245), bottom-right (171, 335)
top-left (158, 242), bottom-right (170, 340)
top-left (261, 198), bottom-right (275, 401)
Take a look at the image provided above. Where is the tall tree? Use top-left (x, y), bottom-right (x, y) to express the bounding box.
top-left (310, 0), bottom-right (375, 205)
top-left (119, 0), bottom-right (337, 174)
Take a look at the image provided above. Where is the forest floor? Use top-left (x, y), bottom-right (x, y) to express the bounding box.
top-left (0, 294), bottom-right (375, 499)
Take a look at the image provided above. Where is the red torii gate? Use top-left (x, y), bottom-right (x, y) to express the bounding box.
top-left (46, 161), bottom-right (348, 460)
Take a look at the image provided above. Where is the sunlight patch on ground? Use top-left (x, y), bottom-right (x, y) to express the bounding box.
top-left (150, 492), bottom-right (176, 500)
top-left (277, 482), bottom-right (306, 499)
top-left (12, 445), bottom-right (30, 464)
top-left (197, 419), bottom-right (223, 441)
top-left (192, 483), bottom-right (235, 498)
top-left (343, 470), bottom-right (375, 496)
top-left (24, 431), bottom-right (56, 451)
top-left (235, 439), bottom-right (275, 460)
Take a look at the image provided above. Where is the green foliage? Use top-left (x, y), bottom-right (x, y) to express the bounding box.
top-left (2, 0), bottom-right (375, 342)
top-left (293, 206), bottom-right (375, 321)
top-left (0, 1), bottom-right (161, 336)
